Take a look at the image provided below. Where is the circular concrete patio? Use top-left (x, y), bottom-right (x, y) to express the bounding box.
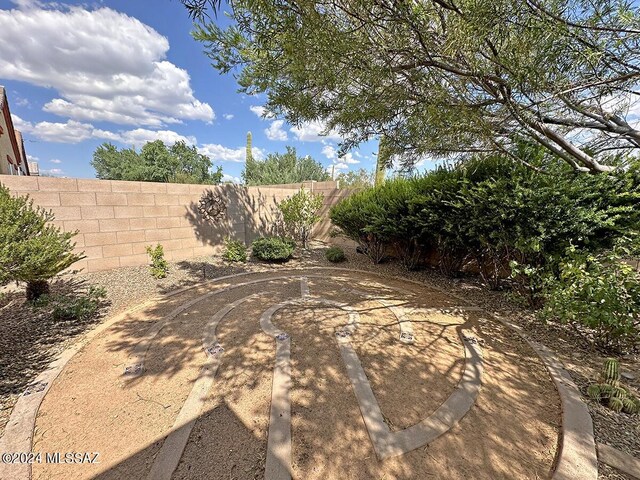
top-left (0, 268), bottom-right (597, 479)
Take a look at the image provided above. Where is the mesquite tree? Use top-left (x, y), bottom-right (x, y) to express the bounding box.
top-left (0, 184), bottom-right (84, 301)
top-left (185, 0), bottom-right (640, 173)
top-left (278, 189), bottom-right (324, 248)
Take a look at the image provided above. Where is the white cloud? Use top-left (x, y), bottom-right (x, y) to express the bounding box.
top-left (50, 159), bottom-right (62, 164)
top-left (250, 105), bottom-right (269, 118)
top-left (41, 168), bottom-right (64, 176)
top-left (264, 120), bottom-right (288, 141)
top-left (322, 145), bottom-right (337, 159)
top-left (322, 144), bottom-right (359, 168)
top-left (13, 116), bottom-right (94, 143)
top-left (222, 173), bottom-right (242, 183)
top-left (93, 128), bottom-right (196, 148)
top-left (290, 120), bottom-right (342, 142)
top-left (13, 113), bottom-right (195, 147)
top-left (26, 154), bottom-right (39, 162)
top-left (198, 144), bottom-right (265, 162)
top-left (0, 6), bottom-right (214, 127)
top-left (223, 113), bottom-right (234, 120)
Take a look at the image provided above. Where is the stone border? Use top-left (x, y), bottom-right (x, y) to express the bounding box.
top-left (597, 443), bottom-right (640, 479)
top-left (146, 294), bottom-right (259, 480)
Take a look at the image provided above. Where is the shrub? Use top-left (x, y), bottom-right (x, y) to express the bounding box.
top-left (52, 286), bottom-right (107, 321)
top-left (330, 149), bottom-right (640, 288)
top-left (541, 242), bottom-right (640, 353)
top-left (278, 188), bottom-right (324, 248)
top-left (146, 244), bottom-right (170, 279)
top-left (252, 237), bottom-right (295, 262)
top-left (33, 285), bottom-right (107, 322)
top-left (325, 246), bottom-right (346, 262)
top-left (222, 238), bottom-right (247, 262)
top-left (0, 184), bottom-right (84, 301)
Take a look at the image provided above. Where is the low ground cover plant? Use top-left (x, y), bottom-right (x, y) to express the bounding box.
top-left (32, 285), bottom-right (107, 322)
top-left (146, 244), bottom-right (170, 279)
top-left (252, 237), bottom-right (295, 262)
top-left (325, 246), bottom-right (346, 263)
top-left (222, 238), bottom-right (248, 262)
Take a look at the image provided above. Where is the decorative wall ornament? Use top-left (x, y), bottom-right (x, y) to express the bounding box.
top-left (198, 190), bottom-right (226, 222)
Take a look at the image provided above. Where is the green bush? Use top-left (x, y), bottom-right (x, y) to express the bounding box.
top-left (146, 244), bottom-right (169, 279)
top-left (252, 237), bottom-right (295, 262)
top-left (325, 246), bottom-right (346, 263)
top-left (278, 188), bottom-right (324, 248)
top-left (0, 184), bottom-right (85, 301)
top-left (33, 286), bottom-right (107, 322)
top-left (330, 149), bottom-right (640, 289)
top-left (52, 286), bottom-right (107, 321)
top-left (541, 242), bottom-right (640, 353)
top-left (222, 238), bottom-right (247, 262)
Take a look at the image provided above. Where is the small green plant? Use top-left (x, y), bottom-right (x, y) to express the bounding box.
top-left (222, 238), bottom-right (247, 262)
top-left (52, 286), bottom-right (107, 321)
top-left (146, 244), bottom-right (170, 279)
top-left (587, 358), bottom-right (639, 415)
top-left (277, 188), bottom-right (324, 248)
top-left (325, 246), bottom-right (346, 263)
top-left (251, 237), bottom-right (295, 262)
top-left (33, 286), bottom-right (107, 322)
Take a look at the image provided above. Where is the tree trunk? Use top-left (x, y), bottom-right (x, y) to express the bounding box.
top-left (26, 280), bottom-right (50, 302)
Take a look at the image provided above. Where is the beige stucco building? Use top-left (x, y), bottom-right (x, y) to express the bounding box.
top-left (0, 86), bottom-right (32, 176)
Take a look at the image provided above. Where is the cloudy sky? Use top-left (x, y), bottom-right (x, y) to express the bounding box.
top-left (0, 0), bottom-right (378, 181)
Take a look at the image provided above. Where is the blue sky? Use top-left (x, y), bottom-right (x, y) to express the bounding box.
top-left (0, 0), bottom-right (379, 181)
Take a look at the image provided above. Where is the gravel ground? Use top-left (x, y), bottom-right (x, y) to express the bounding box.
top-left (1, 241), bottom-right (638, 478)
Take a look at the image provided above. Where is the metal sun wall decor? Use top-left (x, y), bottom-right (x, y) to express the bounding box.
top-left (198, 190), bottom-right (226, 222)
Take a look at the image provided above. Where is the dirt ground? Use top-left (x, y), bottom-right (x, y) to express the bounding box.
top-left (25, 270), bottom-right (559, 479)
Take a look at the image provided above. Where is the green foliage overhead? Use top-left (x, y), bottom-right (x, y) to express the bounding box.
top-left (0, 184), bottom-right (84, 299)
top-left (277, 189), bottom-right (324, 248)
top-left (92, 140), bottom-right (223, 185)
top-left (189, 0), bottom-right (640, 173)
top-left (243, 146), bottom-right (330, 186)
top-left (251, 237), bottom-right (295, 262)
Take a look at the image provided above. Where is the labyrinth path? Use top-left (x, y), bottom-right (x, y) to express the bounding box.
top-left (0, 268), bottom-right (576, 479)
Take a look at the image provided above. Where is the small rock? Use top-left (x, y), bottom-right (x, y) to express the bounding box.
top-left (621, 372), bottom-right (635, 381)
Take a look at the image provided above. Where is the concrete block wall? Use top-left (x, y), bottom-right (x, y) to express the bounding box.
top-left (1, 176), bottom-right (347, 272)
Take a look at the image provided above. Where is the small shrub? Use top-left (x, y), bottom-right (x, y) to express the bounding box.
top-left (278, 188), bottom-right (324, 248)
top-left (541, 241), bottom-right (640, 353)
top-left (33, 286), bottom-right (107, 322)
top-left (0, 183), bottom-right (85, 301)
top-left (52, 286), bottom-right (107, 321)
top-left (222, 238), bottom-right (247, 262)
top-left (588, 358), bottom-right (639, 415)
top-left (252, 237), bottom-right (295, 262)
top-left (325, 246), bottom-right (346, 263)
top-left (146, 244), bottom-right (170, 279)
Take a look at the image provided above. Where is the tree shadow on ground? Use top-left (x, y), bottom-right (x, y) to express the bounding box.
top-left (32, 270), bottom-right (563, 479)
top-left (0, 277), bottom-right (111, 429)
